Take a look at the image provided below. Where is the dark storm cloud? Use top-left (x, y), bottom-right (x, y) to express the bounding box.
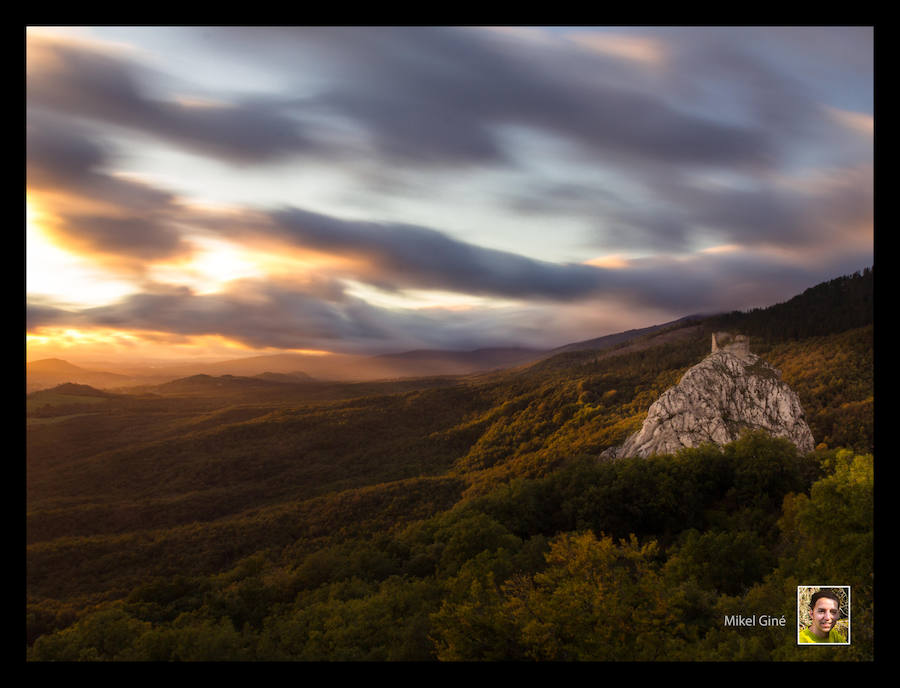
top-left (27, 113), bottom-right (189, 262)
top-left (27, 35), bottom-right (321, 165)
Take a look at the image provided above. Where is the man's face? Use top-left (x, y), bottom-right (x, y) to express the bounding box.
top-left (810, 596), bottom-right (840, 638)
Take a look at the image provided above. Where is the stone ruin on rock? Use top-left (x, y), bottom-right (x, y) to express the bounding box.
top-left (711, 331), bottom-right (750, 359)
top-left (601, 331), bottom-right (815, 459)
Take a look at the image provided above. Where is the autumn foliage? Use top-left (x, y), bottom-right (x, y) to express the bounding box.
top-left (26, 269), bottom-right (874, 661)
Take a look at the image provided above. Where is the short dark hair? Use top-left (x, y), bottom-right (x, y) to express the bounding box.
top-left (810, 589), bottom-right (841, 610)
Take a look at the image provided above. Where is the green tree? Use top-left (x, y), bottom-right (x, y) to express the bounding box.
top-left (774, 450), bottom-right (873, 660)
top-left (497, 531), bottom-right (699, 661)
top-left (29, 606), bottom-right (150, 661)
top-left (663, 529), bottom-right (776, 596)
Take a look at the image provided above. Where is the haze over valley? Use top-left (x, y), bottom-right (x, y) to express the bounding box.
top-left (26, 26), bottom-right (873, 662)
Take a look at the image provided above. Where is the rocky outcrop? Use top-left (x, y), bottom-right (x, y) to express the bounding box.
top-left (602, 343), bottom-right (814, 459)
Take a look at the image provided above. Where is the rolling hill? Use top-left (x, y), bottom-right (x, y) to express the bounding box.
top-left (25, 268), bottom-right (874, 661)
top-left (26, 359), bottom-right (170, 394)
top-left (26, 316), bottom-right (710, 393)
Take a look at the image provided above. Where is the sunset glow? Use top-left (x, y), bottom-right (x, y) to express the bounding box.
top-left (26, 26), bottom-right (873, 365)
top-left (585, 255), bottom-right (631, 270)
top-left (24, 27), bottom-right (875, 666)
top-left (26, 197), bottom-right (138, 306)
top-left (148, 237), bottom-right (264, 294)
top-left (27, 325), bottom-right (336, 363)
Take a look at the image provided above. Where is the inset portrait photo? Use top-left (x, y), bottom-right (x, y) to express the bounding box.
top-left (797, 586), bottom-right (850, 645)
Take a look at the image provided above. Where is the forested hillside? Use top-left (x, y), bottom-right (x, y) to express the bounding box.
top-left (26, 269), bottom-right (874, 661)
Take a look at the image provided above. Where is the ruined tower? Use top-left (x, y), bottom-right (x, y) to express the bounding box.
top-left (601, 330), bottom-right (814, 459)
top-left (711, 331), bottom-right (750, 360)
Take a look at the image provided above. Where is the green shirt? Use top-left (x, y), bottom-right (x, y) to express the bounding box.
top-left (799, 626), bottom-right (846, 643)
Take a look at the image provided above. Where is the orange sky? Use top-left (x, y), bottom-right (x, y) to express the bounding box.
top-left (26, 27), bottom-right (873, 365)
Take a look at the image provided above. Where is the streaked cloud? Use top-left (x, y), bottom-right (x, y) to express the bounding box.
top-left (26, 112), bottom-right (191, 269)
top-left (566, 31), bottom-right (667, 66)
top-left (824, 105), bottom-right (874, 136)
top-left (25, 26), bottom-right (873, 360)
top-left (27, 33), bottom-right (325, 165)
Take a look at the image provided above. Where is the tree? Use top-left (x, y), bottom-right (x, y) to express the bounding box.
top-left (496, 531), bottom-right (698, 660)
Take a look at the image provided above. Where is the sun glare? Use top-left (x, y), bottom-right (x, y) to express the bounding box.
top-left (26, 327), bottom-right (142, 355)
top-left (26, 325), bottom-right (338, 364)
top-left (148, 237), bottom-right (263, 294)
top-left (147, 236), bottom-right (365, 295)
top-left (26, 196), bottom-right (137, 306)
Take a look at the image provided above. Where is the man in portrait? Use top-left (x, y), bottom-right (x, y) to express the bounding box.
top-left (799, 588), bottom-right (848, 644)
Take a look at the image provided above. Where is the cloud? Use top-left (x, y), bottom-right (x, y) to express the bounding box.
top-left (27, 33), bottom-right (322, 165)
top-left (113, 26), bottom-right (772, 174)
top-left (657, 163), bottom-right (872, 252)
top-left (215, 204), bottom-right (868, 317)
top-left (502, 158), bottom-right (872, 258)
top-left (566, 32), bottom-right (667, 66)
top-left (25, 27), bottom-right (872, 357)
top-left (26, 112), bottom-right (191, 266)
top-left (27, 27), bottom-right (870, 189)
top-left (26, 278), bottom-right (533, 353)
top-left (27, 243), bottom-right (868, 354)
top-left (315, 28), bottom-right (771, 170)
top-left (825, 106), bottom-right (874, 136)
top-left (261, 207), bottom-right (611, 300)
top-left (28, 29), bottom-right (868, 239)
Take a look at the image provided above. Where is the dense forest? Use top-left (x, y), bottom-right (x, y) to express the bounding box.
top-left (26, 268), bottom-right (874, 661)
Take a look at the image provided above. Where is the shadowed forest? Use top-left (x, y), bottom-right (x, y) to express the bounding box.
top-left (26, 269), bottom-right (873, 661)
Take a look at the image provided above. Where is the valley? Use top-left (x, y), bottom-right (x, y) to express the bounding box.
top-left (25, 269), bottom-right (874, 661)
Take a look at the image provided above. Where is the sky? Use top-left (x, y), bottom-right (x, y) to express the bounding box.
top-left (26, 26), bottom-right (874, 364)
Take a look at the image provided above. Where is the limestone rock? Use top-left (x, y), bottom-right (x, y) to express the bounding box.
top-left (602, 346), bottom-right (814, 459)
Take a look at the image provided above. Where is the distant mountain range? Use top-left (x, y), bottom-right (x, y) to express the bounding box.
top-left (24, 315), bottom-right (714, 393)
top-left (25, 358), bottom-right (169, 394)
